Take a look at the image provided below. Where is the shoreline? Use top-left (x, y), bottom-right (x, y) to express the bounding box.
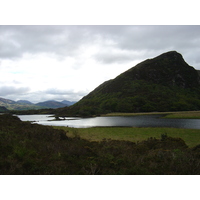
top-left (102, 111), bottom-right (200, 119)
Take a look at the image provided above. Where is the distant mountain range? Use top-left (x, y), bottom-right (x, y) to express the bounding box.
top-left (56, 51), bottom-right (200, 116)
top-left (61, 100), bottom-right (77, 106)
top-left (35, 100), bottom-right (76, 109)
top-left (0, 97), bottom-right (76, 111)
top-left (17, 100), bottom-right (33, 105)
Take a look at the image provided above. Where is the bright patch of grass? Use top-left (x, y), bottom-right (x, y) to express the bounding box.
top-left (103, 112), bottom-right (169, 116)
top-left (163, 111), bottom-right (200, 119)
top-left (54, 126), bottom-right (200, 148)
top-left (104, 111), bottom-right (200, 119)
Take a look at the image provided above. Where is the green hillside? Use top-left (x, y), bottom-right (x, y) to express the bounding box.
top-left (0, 106), bottom-right (8, 112)
top-left (56, 51), bottom-right (200, 116)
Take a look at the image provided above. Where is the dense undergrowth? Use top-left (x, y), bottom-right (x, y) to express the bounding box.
top-left (0, 114), bottom-right (200, 175)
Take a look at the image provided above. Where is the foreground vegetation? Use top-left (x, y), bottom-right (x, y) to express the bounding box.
top-left (1, 114), bottom-right (200, 175)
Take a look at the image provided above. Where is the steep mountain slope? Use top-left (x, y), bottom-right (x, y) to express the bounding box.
top-left (57, 51), bottom-right (200, 116)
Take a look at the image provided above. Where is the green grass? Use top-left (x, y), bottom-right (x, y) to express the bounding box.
top-left (54, 126), bottom-right (200, 148)
top-left (163, 111), bottom-right (200, 119)
top-left (103, 112), bottom-right (169, 116)
top-left (104, 111), bottom-right (200, 119)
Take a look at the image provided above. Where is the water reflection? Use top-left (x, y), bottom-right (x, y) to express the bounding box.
top-left (17, 114), bottom-right (200, 129)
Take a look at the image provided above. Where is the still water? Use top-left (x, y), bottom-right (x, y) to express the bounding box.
top-left (17, 114), bottom-right (200, 129)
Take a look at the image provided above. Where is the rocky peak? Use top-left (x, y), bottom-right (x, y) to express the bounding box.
top-left (156, 51), bottom-right (183, 60)
top-left (122, 51), bottom-right (200, 88)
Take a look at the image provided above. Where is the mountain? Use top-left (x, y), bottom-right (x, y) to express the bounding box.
top-left (0, 97), bottom-right (43, 110)
top-left (61, 100), bottom-right (77, 106)
top-left (17, 100), bottom-right (33, 105)
top-left (0, 97), bottom-right (16, 105)
top-left (35, 100), bottom-right (67, 109)
top-left (0, 106), bottom-right (8, 112)
top-left (56, 51), bottom-right (200, 116)
top-left (0, 97), bottom-right (73, 111)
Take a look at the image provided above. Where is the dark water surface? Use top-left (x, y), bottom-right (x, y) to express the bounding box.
top-left (17, 114), bottom-right (200, 129)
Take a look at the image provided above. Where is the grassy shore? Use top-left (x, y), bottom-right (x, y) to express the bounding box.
top-left (53, 111), bottom-right (200, 148)
top-left (103, 111), bottom-right (200, 119)
top-left (163, 111), bottom-right (200, 119)
top-left (54, 126), bottom-right (200, 148)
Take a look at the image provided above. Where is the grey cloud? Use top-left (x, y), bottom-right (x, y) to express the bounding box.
top-left (0, 86), bottom-right (88, 104)
top-left (0, 25), bottom-right (89, 59)
top-left (44, 88), bottom-right (88, 97)
top-left (1, 27), bottom-right (200, 82)
top-left (0, 26), bottom-right (158, 60)
top-left (44, 88), bottom-right (72, 95)
top-left (110, 26), bottom-right (200, 51)
top-left (8, 89), bottom-right (87, 103)
top-left (0, 86), bottom-right (30, 96)
top-left (94, 50), bottom-right (138, 64)
top-left (1, 25), bottom-right (200, 68)
top-left (88, 25), bottom-right (200, 68)
top-left (34, 88), bottom-right (89, 102)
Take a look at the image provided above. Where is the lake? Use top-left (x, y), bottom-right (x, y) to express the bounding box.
top-left (17, 114), bottom-right (200, 129)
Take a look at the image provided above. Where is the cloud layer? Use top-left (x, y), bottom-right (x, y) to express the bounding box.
top-left (0, 86), bottom-right (30, 96)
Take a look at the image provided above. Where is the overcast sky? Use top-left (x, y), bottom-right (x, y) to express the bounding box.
top-left (1, 25), bottom-right (200, 103)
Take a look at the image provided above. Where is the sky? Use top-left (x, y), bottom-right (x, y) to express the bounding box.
top-left (1, 25), bottom-right (200, 103)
